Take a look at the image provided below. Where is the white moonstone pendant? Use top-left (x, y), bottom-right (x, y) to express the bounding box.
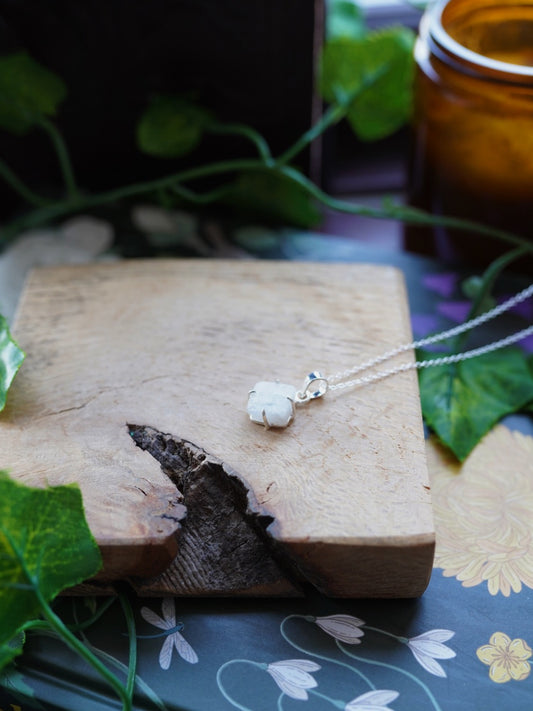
top-left (247, 381), bottom-right (296, 429)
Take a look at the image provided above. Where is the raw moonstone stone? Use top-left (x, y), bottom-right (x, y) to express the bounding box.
top-left (247, 381), bottom-right (296, 428)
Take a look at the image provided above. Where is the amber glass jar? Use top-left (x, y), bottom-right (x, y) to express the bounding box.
top-left (406, 0), bottom-right (533, 269)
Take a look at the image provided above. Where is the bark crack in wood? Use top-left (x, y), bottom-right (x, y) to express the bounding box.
top-left (127, 424), bottom-right (301, 597)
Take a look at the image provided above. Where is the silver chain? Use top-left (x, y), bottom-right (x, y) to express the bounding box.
top-left (324, 283), bottom-right (533, 393)
top-left (249, 283), bottom-right (533, 426)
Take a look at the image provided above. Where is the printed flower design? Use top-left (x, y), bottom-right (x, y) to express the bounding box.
top-left (428, 426), bottom-right (533, 596)
top-left (345, 689), bottom-right (399, 710)
top-left (477, 632), bottom-right (532, 683)
top-left (314, 614), bottom-right (365, 644)
top-left (437, 300), bottom-right (471, 324)
top-left (406, 629), bottom-right (456, 677)
top-left (423, 272), bottom-right (457, 298)
top-left (140, 598), bottom-right (198, 669)
top-left (266, 659), bottom-right (320, 700)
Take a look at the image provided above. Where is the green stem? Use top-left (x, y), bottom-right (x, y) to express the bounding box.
top-left (68, 596), bottom-right (117, 632)
top-left (23, 596), bottom-right (117, 634)
top-left (0, 158), bottom-right (51, 207)
top-left (277, 164), bottom-right (533, 254)
top-left (338, 642), bottom-right (443, 711)
top-left (91, 158), bottom-right (260, 205)
top-left (2, 141), bottom-right (531, 266)
top-left (0, 157), bottom-right (262, 244)
top-left (277, 66), bottom-right (391, 167)
top-left (29, 625), bottom-right (168, 711)
top-left (2, 528), bottom-right (130, 711)
top-left (453, 246), bottom-right (530, 353)
top-left (170, 182), bottom-right (232, 204)
top-left (208, 122), bottom-right (272, 163)
top-left (277, 102), bottom-right (347, 166)
top-left (37, 117), bottom-right (79, 200)
top-left (38, 593), bottom-right (131, 710)
top-left (119, 592), bottom-right (137, 703)
top-left (19, 619), bottom-right (50, 632)
top-left (276, 64), bottom-right (390, 166)
top-left (76, 630), bottom-right (169, 711)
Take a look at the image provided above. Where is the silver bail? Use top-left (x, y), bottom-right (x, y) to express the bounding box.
top-left (296, 371), bottom-right (329, 404)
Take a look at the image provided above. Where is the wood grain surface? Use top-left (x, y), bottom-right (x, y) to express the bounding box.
top-left (0, 260), bottom-right (434, 596)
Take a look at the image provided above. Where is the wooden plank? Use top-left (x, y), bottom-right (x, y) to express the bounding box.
top-left (0, 260), bottom-right (434, 597)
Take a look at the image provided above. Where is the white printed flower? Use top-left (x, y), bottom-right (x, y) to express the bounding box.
top-left (407, 629), bottom-right (455, 677)
top-left (266, 659), bottom-right (320, 700)
top-left (345, 689), bottom-right (399, 710)
top-left (140, 598), bottom-right (198, 669)
top-left (314, 614), bottom-right (365, 644)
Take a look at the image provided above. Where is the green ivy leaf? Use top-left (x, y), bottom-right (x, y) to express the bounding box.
top-left (0, 633), bottom-right (24, 671)
top-left (326, 0), bottom-right (367, 40)
top-left (0, 472), bottom-right (102, 670)
top-left (137, 95), bottom-right (212, 158)
top-left (0, 315), bottom-right (25, 412)
top-left (419, 348), bottom-right (533, 461)
top-left (320, 27), bottom-right (415, 140)
top-left (0, 52), bottom-right (66, 135)
top-left (223, 169), bottom-right (321, 228)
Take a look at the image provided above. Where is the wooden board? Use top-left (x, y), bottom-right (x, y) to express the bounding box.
top-left (0, 260), bottom-right (434, 597)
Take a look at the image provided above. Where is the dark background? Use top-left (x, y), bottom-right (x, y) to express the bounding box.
top-left (0, 0), bottom-right (323, 216)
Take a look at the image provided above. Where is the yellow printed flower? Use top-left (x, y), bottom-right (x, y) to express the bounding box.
top-left (477, 632), bottom-right (532, 683)
top-left (428, 426), bottom-right (533, 596)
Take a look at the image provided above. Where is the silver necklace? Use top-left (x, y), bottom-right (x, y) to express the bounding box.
top-left (247, 283), bottom-right (533, 429)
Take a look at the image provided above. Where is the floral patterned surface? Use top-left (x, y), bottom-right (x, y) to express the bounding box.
top-left (429, 426), bottom-right (533, 598)
top-left (1, 233), bottom-right (533, 711)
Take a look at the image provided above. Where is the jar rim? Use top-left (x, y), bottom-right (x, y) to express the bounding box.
top-left (428, 0), bottom-right (533, 80)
